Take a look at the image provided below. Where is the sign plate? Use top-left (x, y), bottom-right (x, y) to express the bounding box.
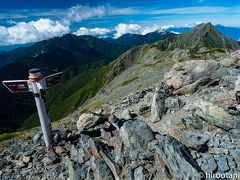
top-left (45, 72), bottom-right (62, 87)
top-left (2, 80), bottom-right (32, 93)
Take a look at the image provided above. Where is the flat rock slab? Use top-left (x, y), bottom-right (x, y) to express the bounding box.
top-left (155, 134), bottom-right (203, 179)
top-left (194, 99), bottom-right (240, 130)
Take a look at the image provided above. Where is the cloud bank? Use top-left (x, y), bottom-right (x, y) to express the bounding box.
top-left (2, 3), bottom-right (229, 45)
top-left (74, 27), bottom-right (111, 36)
top-left (0, 5), bottom-right (138, 45)
top-left (73, 24), bottom-right (174, 39)
top-left (114, 24), bottom-right (142, 38)
top-left (0, 18), bottom-right (69, 45)
top-left (113, 24), bottom-right (171, 38)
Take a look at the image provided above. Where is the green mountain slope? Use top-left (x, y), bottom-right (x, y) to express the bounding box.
top-left (20, 62), bottom-right (111, 129)
top-left (1, 30), bottom-right (175, 133)
top-left (0, 34), bottom-right (127, 74)
top-left (107, 23), bottom-right (239, 82)
top-left (0, 34), bottom-right (126, 133)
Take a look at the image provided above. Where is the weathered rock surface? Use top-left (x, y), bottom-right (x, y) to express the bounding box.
top-left (77, 112), bottom-right (108, 131)
top-left (155, 134), bottom-right (203, 179)
top-left (193, 99), bottom-right (240, 130)
top-left (1, 52), bottom-right (240, 179)
top-left (120, 120), bottom-right (154, 159)
top-left (164, 60), bottom-right (220, 90)
top-left (150, 84), bottom-right (167, 122)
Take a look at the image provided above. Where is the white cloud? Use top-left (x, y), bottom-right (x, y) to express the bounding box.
top-left (64, 5), bottom-right (138, 25)
top-left (0, 18), bottom-right (69, 45)
top-left (183, 23), bottom-right (192, 27)
top-left (74, 24), bottom-right (167, 38)
top-left (161, 25), bottom-right (175, 30)
top-left (114, 24), bottom-right (142, 38)
top-left (141, 24), bottom-right (162, 35)
top-left (74, 27), bottom-right (111, 36)
top-left (170, 31), bottom-right (181, 34)
top-left (0, 5), bottom-right (138, 45)
top-left (113, 23), bottom-right (173, 38)
top-left (195, 21), bottom-right (202, 25)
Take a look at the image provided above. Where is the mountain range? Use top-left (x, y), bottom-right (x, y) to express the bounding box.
top-left (0, 22), bottom-right (239, 134)
top-left (0, 29), bottom-right (175, 133)
top-left (86, 23), bottom-right (239, 110)
top-left (102, 30), bottom-right (176, 48)
top-left (0, 35), bottom-right (127, 133)
top-left (1, 24), bottom-right (239, 52)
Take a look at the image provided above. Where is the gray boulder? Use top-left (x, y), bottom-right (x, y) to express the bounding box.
top-left (120, 120), bottom-right (154, 160)
top-left (154, 134), bottom-right (203, 179)
top-left (230, 149), bottom-right (240, 168)
top-left (165, 97), bottom-right (185, 111)
top-left (85, 156), bottom-right (113, 179)
top-left (134, 166), bottom-right (144, 180)
top-left (165, 60), bottom-right (220, 90)
top-left (43, 151), bottom-right (58, 166)
top-left (173, 77), bottom-right (211, 95)
top-left (32, 133), bottom-right (41, 144)
top-left (221, 57), bottom-right (238, 67)
top-left (214, 155), bottom-right (230, 172)
top-left (66, 157), bottom-right (87, 180)
top-left (196, 153), bottom-right (217, 173)
top-left (180, 131), bottom-right (211, 152)
top-left (150, 85), bottom-right (166, 123)
top-left (115, 108), bottom-right (134, 120)
top-left (193, 99), bottom-right (240, 130)
top-left (77, 113), bottom-right (107, 131)
top-left (70, 145), bottom-right (84, 164)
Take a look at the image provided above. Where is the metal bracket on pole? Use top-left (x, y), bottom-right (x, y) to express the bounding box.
top-left (2, 68), bottom-right (63, 148)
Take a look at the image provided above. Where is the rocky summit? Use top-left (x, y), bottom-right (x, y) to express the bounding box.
top-left (0, 50), bottom-right (240, 179)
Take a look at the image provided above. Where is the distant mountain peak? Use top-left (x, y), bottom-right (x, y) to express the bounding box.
top-left (200, 22), bottom-right (214, 28)
top-left (156, 29), bottom-right (166, 33)
top-left (193, 22), bottom-right (216, 35)
top-left (156, 22), bottom-right (240, 51)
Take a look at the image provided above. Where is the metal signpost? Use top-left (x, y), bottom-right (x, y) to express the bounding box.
top-left (2, 68), bottom-right (62, 147)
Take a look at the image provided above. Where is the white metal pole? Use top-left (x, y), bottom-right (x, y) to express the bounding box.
top-left (34, 93), bottom-right (52, 147)
top-left (29, 68), bottom-right (52, 147)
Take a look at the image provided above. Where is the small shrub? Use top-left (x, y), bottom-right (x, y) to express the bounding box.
top-left (0, 133), bottom-right (19, 142)
top-left (80, 100), bottom-right (104, 114)
top-left (121, 77), bottom-right (139, 86)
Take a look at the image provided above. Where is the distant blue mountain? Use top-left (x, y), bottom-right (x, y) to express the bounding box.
top-left (215, 25), bottom-right (240, 41)
top-left (168, 25), bottom-right (240, 41)
top-left (0, 43), bottom-right (33, 52)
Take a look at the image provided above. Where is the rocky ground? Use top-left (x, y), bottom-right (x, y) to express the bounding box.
top-left (1, 51), bottom-right (240, 179)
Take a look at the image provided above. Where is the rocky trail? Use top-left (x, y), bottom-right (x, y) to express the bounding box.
top-left (1, 51), bottom-right (240, 179)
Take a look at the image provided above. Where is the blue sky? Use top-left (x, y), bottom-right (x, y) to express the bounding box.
top-left (0, 0), bottom-right (240, 46)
